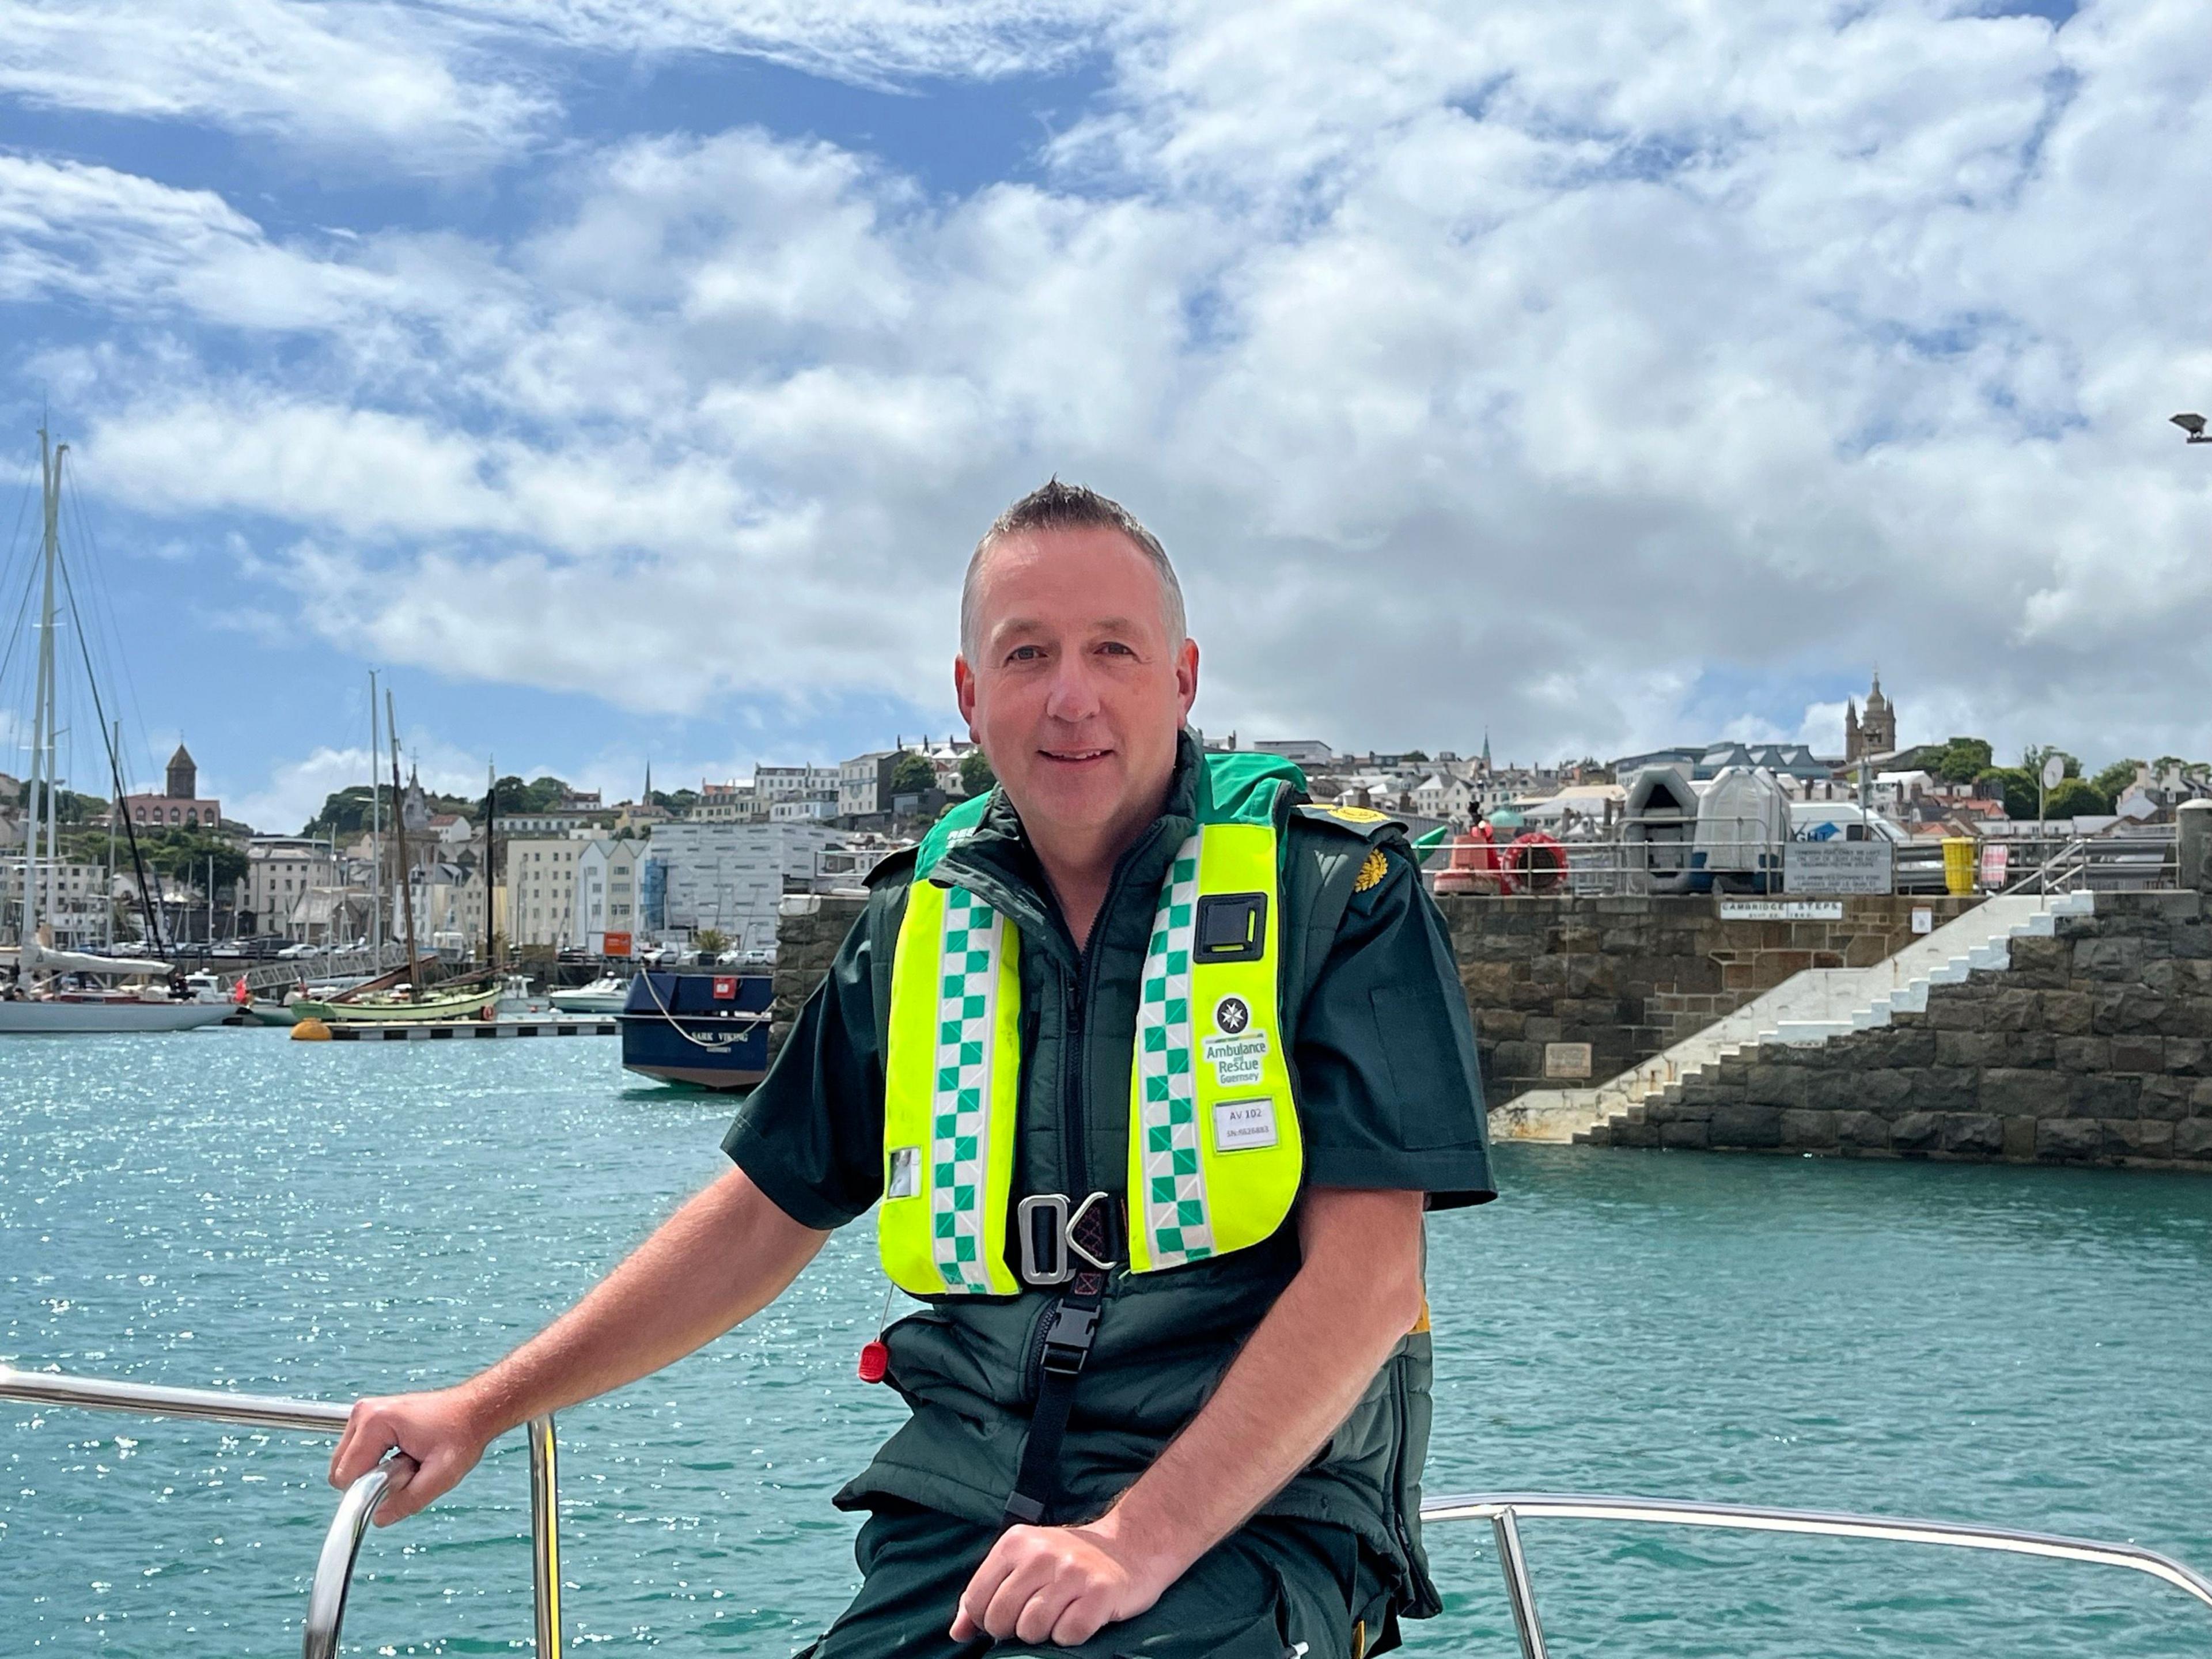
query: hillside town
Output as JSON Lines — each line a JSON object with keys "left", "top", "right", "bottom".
{"left": 5, "top": 675, "right": 2210, "bottom": 965}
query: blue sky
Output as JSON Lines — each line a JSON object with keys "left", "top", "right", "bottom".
{"left": 2, "top": 0, "right": 2210, "bottom": 831}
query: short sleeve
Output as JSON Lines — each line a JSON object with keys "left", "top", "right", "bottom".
{"left": 720, "top": 898, "right": 891, "bottom": 1230}
{"left": 1293, "top": 842, "right": 1495, "bottom": 1209}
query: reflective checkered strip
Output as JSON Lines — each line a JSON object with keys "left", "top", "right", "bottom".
{"left": 1135, "top": 834, "right": 1211, "bottom": 1264}
{"left": 933, "top": 886, "right": 1003, "bottom": 1292}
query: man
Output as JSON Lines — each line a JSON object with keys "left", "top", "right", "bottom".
{"left": 331, "top": 482, "right": 1493, "bottom": 1656}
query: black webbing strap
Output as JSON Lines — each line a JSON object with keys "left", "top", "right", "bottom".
{"left": 1001, "top": 1198, "right": 1115, "bottom": 1527}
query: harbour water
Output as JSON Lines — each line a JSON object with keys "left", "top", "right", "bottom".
{"left": 3, "top": 1032, "right": 2210, "bottom": 1656}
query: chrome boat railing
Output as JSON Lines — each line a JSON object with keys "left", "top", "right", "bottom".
{"left": 0, "top": 1363, "right": 561, "bottom": 1657}
{"left": 1423, "top": 1491, "right": 2212, "bottom": 1659}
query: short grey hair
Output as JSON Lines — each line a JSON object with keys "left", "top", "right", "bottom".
{"left": 960, "top": 479, "right": 1187, "bottom": 660}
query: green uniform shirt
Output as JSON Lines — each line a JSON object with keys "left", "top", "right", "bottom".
{"left": 723, "top": 736, "right": 1493, "bottom": 1613}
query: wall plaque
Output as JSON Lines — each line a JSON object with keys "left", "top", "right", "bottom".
{"left": 1544, "top": 1041, "right": 1593, "bottom": 1080}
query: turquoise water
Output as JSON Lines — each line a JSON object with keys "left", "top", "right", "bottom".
{"left": 3, "top": 1031, "right": 2210, "bottom": 1657}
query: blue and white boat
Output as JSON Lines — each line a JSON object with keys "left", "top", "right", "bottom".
{"left": 618, "top": 969, "right": 772, "bottom": 1088}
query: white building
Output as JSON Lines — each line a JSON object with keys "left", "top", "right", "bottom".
{"left": 839, "top": 751, "right": 897, "bottom": 817}
{"left": 577, "top": 838, "right": 646, "bottom": 954}
{"left": 1, "top": 857, "right": 110, "bottom": 948}
{"left": 1255, "top": 738, "right": 1334, "bottom": 767}
{"left": 647, "top": 821, "right": 838, "bottom": 953}
{"left": 413, "top": 860, "right": 488, "bottom": 959}
{"left": 506, "top": 835, "right": 599, "bottom": 949}
{"left": 755, "top": 764, "right": 843, "bottom": 802}
{"left": 692, "top": 780, "right": 761, "bottom": 823}
{"left": 246, "top": 837, "right": 339, "bottom": 934}
{"left": 1412, "top": 774, "right": 1478, "bottom": 823}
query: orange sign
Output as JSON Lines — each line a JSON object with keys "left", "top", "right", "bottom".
{"left": 603, "top": 931, "right": 633, "bottom": 958}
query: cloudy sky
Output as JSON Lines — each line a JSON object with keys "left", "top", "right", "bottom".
{"left": 2, "top": 0, "right": 2207, "bottom": 831}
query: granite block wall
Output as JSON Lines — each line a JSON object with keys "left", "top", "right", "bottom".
{"left": 769, "top": 889, "right": 1990, "bottom": 1108}
{"left": 767, "top": 894, "right": 868, "bottom": 1056}
{"left": 1429, "top": 893, "right": 1986, "bottom": 1101}
{"left": 1584, "top": 892, "right": 2212, "bottom": 1173}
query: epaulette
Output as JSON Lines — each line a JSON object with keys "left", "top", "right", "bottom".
{"left": 1288, "top": 801, "right": 1407, "bottom": 843}
{"left": 863, "top": 844, "right": 921, "bottom": 889}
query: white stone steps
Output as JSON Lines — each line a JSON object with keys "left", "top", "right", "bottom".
{"left": 1489, "top": 892, "right": 2096, "bottom": 1145}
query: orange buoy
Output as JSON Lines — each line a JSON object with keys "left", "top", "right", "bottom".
{"left": 291, "top": 1017, "right": 333, "bottom": 1041}
{"left": 1433, "top": 824, "right": 1501, "bottom": 895}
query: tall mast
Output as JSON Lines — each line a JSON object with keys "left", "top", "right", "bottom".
{"left": 107, "top": 721, "right": 119, "bottom": 947}
{"left": 484, "top": 758, "right": 498, "bottom": 969}
{"left": 369, "top": 670, "right": 382, "bottom": 956}
{"left": 25, "top": 425, "right": 63, "bottom": 948}
{"left": 386, "top": 689, "right": 419, "bottom": 992}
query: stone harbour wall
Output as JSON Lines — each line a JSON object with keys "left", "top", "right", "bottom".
{"left": 1429, "top": 893, "right": 1987, "bottom": 1102}
{"left": 1585, "top": 892, "right": 2212, "bottom": 1172}
{"left": 766, "top": 893, "right": 868, "bottom": 1056}
{"left": 767, "top": 890, "right": 1990, "bottom": 1106}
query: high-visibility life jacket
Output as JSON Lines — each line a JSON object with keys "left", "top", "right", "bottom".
{"left": 878, "top": 753, "right": 1307, "bottom": 1296}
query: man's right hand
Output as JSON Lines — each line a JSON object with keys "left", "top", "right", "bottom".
{"left": 329, "top": 1386, "right": 496, "bottom": 1525}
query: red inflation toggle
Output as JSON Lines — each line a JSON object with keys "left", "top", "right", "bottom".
{"left": 857, "top": 1339, "right": 889, "bottom": 1384}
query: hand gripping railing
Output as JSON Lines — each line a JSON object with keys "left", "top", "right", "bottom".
{"left": 0, "top": 1363, "right": 562, "bottom": 1657}
{"left": 1422, "top": 1491, "right": 2212, "bottom": 1659}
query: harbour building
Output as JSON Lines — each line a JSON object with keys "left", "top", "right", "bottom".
{"left": 117, "top": 743, "right": 222, "bottom": 830}
{"left": 505, "top": 836, "right": 592, "bottom": 949}
{"left": 244, "top": 837, "right": 339, "bottom": 936}
{"left": 645, "top": 820, "right": 836, "bottom": 955}
{"left": 1, "top": 858, "right": 110, "bottom": 948}
{"left": 577, "top": 838, "right": 645, "bottom": 955}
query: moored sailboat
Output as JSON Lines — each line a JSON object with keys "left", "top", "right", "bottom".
{"left": 2, "top": 426, "right": 225, "bottom": 1035}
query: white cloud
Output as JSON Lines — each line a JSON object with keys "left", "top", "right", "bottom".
{"left": 224, "top": 737, "right": 494, "bottom": 836}
{"left": 458, "top": 0, "right": 1105, "bottom": 86}
{"left": 21, "top": 0, "right": 2212, "bottom": 770}
{"left": 0, "top": 0, "right": 547, "bottom": 165}
{"left": 0, "top": 0, "right": 1101, "bottom": 166}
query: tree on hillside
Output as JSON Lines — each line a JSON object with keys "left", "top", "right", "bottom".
{"left": 493, "top": 774, "right": 572, "bottom": 815}
{"left": 2092, "top": 759, "right": 2143, "bottom": 802}
{"left": 959, "top": 749, "right": 996, "bottom": 797}
{"left": 302, "top": 785, "right": 375, "bottom": 838}
{"left": 888, "top": 752, "right": 937, "bottom": 798}
{"left": 2044, "top": 778, "right": 2111, "bottom": 820}
{"left": 144, "top": 829, "right": 248, "bottom": 893}
{"left": 304, "top": 781, "right": 475, "bottom": 838}
{"left": 650, "top": 787, "right": 699, "bottom": 816}
{"left": 1935, "top": 737, "right": 1993, "bottom": 783}
{"left": 1976, "top": 766, "right": 2039, "bottom": 820}
{"left": 16, "top": 782, "right": 109, "bottom": 823}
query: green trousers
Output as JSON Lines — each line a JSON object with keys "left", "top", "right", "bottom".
{"left": 796, "top": 1502, "right": 1399, "bottom": 1659}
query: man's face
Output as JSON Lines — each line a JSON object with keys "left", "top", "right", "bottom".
{"left": 956, "top": 526, "right": 1199, "bottom": 849}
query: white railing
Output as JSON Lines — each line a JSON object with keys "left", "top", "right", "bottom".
{"left": 1425, "top": 825, "right": 2179, "bottom": 899}
{"left": 239, "top": 941, "right": 414, "bottom": 994}
{"left": 1426, "top": 1491, "right": 2212, "bottom": 1658}
{"left": 0, "top": 1363, "right": 560, "bottom": 1658}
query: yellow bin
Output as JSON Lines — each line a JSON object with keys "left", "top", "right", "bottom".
{"left": 1942, "top": 837, "right": 1978, "bottom": 895}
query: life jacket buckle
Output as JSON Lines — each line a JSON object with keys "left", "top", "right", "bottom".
{"left": 1016, "top": 1191, "right": 1119, "bottom": 1287}
{"left": 1038, "top": 1301, "right": 1099, "bottom": 1377}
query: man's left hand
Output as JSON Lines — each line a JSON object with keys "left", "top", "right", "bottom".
{"left": 950, "top": 1518, "right": 1172, "bottom": 1648}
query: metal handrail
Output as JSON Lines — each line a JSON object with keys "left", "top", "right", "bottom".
{"left": 306, "top": 1463, "right": 407, "bottom": 1658}
{"left": 0, "top": 1363, "right": 561, "bottom": 1657}
{"left": 1422, "top": 1491, "right": 2212, "bottom": 1659}
{"left": 2001, "top": 835, "right": 2091, "bottom": 897}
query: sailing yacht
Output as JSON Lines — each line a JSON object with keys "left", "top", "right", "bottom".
{"left": 0, "top": 427, "right": 226, "bottom": 1034}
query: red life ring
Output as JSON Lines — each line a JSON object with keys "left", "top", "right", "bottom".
{"left": 1502, "top": 831, "right": 1566, "bottom": 896}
